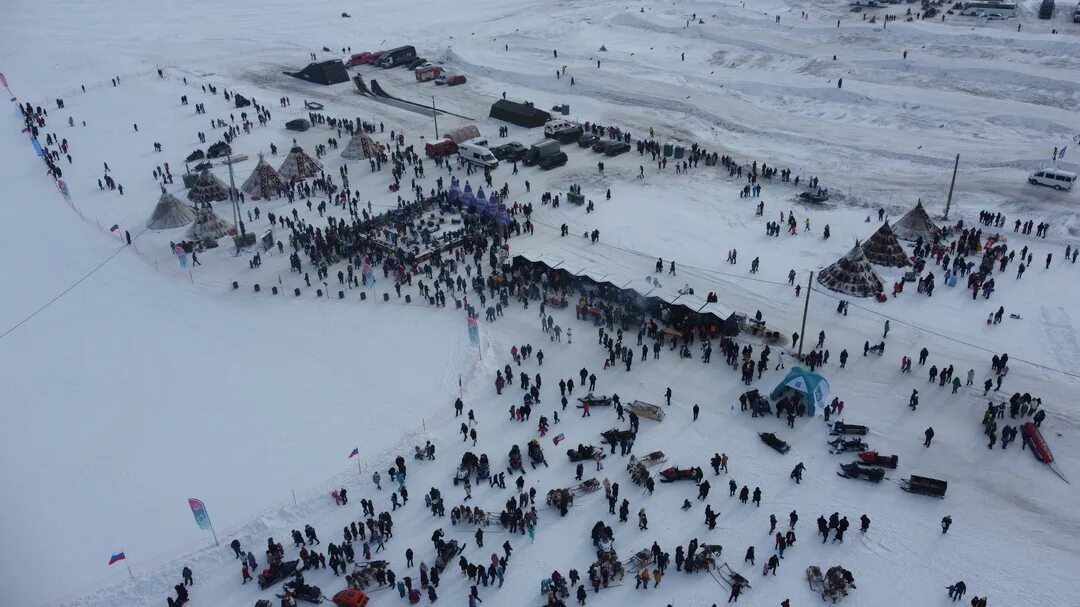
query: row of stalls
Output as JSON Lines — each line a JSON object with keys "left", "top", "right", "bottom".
{"left": 510, "top": 251, "right": 741, "bottom": 339}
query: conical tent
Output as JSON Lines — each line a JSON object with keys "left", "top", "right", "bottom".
{"left": 242, "top": 153, "right": 286, "bottom": 198}
{"left": 817, "top": 242, "right": 884, "bottom": 297}
{"left": 892, "top": 200, "right": 941, "bottom": 242}
{"left": 341, "top": 131, "right": 379, "bottom": 160}
{"left": 278, "top": 146, "right": 323, "bottom": 180}
{"left": 862, "top": 221, "right": 911, "bottom": 267}
{"left": 187, "top": 169, "right": 230, "bottom": 204}
{"left": 188, "top": 206, "right": 234, "bottom": 241}
{"left": 147, "top": 189, "right": 196, "bottom": 229}
{"left": 769, "top": 367, "right": 831, "bottom": 416}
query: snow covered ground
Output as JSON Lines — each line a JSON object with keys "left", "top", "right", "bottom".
{"left": 2, "top": 0, "right": 1080, "bottom": 606}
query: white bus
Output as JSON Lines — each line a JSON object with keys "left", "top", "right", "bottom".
{"left": 961, "top": 1, "right": 1017, "bottom": 17}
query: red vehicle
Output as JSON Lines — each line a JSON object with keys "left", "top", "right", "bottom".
{"left": 425, "top": 139, "right": 458, "bottom": 158}
{"left": 346, "top": 52, "right": 372, "bottom": 67}
{"left": 447, "top": 74, "right": 467, "bottom": 86}
{"left": 368, "top": 50, "right": 384, "bottom": 64}
{"left": 415, "top": 66, "right": 444, "bottom": 82}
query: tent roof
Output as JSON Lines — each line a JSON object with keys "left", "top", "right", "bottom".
{"left": 489, "top": 99, "right": 551, "bottom": 128}
{"left": 892, "top": 200, "right": 941, "bottom": 242}
{"left": 147, "top": 190, "right": 196, "bottom": 229}
{"left": 817, "top": 243, "right": 884, "bottom": 297}
{"left": 862, "top": 221, "right": 911, "bottom": 267}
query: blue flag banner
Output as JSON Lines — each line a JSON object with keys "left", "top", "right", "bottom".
{"left": 467, "top": 316, "right": 480, "bottom": 345}
{"left": 187, "top": 498, "right": 212, "bottom": 530}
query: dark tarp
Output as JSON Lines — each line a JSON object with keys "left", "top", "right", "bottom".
{"left": 489, "top": 100, "right": 551, "bottom": 128}
{"left": 286, "top": 60, "right": 349, "bottom": 85}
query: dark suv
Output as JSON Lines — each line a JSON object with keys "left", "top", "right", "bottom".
{"left": 539, "top": 151, "right": 568, "bottom": 169}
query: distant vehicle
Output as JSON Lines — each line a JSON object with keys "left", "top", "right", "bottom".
{"left": 1028, "top": 168, "right": 1076, "bottom": 191}
{"left": 961, "top": 1, "right": 1017, "bottom": 17}
{"left": 376, "top": 45, "right": 417, "bottom": 68}
{"left": 415, "top": 66, "right": 443, "bottom": 82}
{"left": 185, "top": 149, "right": 205, "bottom": 163}
{"left": 406, "top": 57, "right": 427, "bottom": 70}
{"left": 346, "top": 52, "right": 373, "bottom": 67}
{"left": 849, "top": 0, "right": 880, "bottom": 6}
{"left": 985, "top": 12, "right": 1007, "bottom": 20}
{"left": 1038, "top": 0, "right": 1054, "bottom": 19}
{"left": 491, "top": 142, "right": 526, "bottom": 162}
{"left": 539, "top": 151, "right": 569, "bottom": 170}
{"left": 523, "top": 139, "right": 561, "bottom": 166}
{"left": 591, "top": 141, "right": 609, "bottom": 153}
{"left": 552, "top": 127, "right": 583, "bottom": 144}
{"left": 544, "top": 119, "right": 579, "bottom": 138}
{"left": 446, "top": 75, "right": 467, "bottom": 86}
{"left": 604, "top": 141, "right": 631, "bottom": 156}
{"left": 1074, "top": 1, "right": 1080, "bottom": 22}
{"left": 425, "top": 139, "right": 458, "bottom": 158}
{"left": 458, "top": 141, "right": 499, "bottom": 168}
{"left": 579, "top": 133, "right": 600, "bottom": 147}
{"left": 285, "top": 119, "right": 311, "bottom": 132}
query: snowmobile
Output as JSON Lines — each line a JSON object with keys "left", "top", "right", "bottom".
{"left": 507, "top": 444, "right": 525, "bottom": 475}
{"left": 527, "top": 439, "right": 549, "bottom": 469}
{"left": 829, "top": 421, "right": 868, "bottom": 436}
{"left": 577, "top": 393, "right": 612, "bottom": 408}
{"left": 566, "top": 444, "right": 602, "bottom": 462}
{"left": 837, "top": 462, "right": 884, "bottom": 483}
{"left": 759, "top": 432, "right": 791, "bottom": 454}
{"left": 259, "top": 560, "right": 300, "bottom": 589}
{"left": 280, "top": 576, "right": 323, "bottom": 604}
{"left": 856, "top": 451, "right": 898, "bottom": 468}
{"left": 658, "top": 466, "right": 703, "bottom": 483}
{"left": 600, "top": 428, "right": 635, "bottom": 448}
{"left": 828, "top": 437, "right": 868, "bottom": 454}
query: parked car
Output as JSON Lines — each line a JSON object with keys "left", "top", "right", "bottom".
{"left": 539, "top": 151, "right": 568, "bottom": 169}
{"left": 604, "top": 141, "right": 631, "bottom": 156}
{"left": 285, "top": 119, "right": 311, "bottom": 132}
{"left": 491, "top": 142, "right": 526, "bottom": 162}
{"left": 446, "top": 75, "right": 467, "bottom": 86}
{"left": 553, "top": 127, "right": 583, "bottom": 145}
{"left": 185, "top": 149, "right": 205, "bottom": 163}
{"left": 406, "top": 57, "right": 427, "bottom": 70}
{"left": 578, "top": 133, "right": 600, "bottom": 148}
{"left": 591, "top": 141, "right": 609, "bottom": 153}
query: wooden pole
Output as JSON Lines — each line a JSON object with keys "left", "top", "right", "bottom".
{"left": 944, "top": 154, "right": 959, "bottom": 220}
{"left": 798, "top": 272, "right": 813, "bottom": 357}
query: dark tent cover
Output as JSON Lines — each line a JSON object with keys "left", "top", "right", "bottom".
{"left": 286, "top": 60, "right": 349, "bottom": 86}
{"left": 489, "top": 100, "right": 551, "bottom": 128}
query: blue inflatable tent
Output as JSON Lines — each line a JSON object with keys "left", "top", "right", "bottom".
{"left": 769, "top": 367, "right": 831, "bottom": 416}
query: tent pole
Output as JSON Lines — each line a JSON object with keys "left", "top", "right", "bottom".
{"left": 798, "top": 271, "right": 813, "bottom": 358}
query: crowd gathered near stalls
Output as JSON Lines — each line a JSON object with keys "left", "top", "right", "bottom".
{"left": 15, "top": 62, "right": 1073, "bottom": 607}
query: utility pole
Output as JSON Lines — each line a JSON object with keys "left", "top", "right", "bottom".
{"left": 798, "top": 271, "right": 813, "bottom": 358}
{"left": 943, "top": 153, "right": 959, "bottom": 220}
{"left": 431, "top": 96, "right": 439, "bottom": 139}
{"left": 226, "top": 154, "right": 240, "bottom": 252}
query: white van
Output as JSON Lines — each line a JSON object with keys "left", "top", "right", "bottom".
{"left": 458, "top": 141, "right": 499, "bottom": 169}
{"left": 1028, "top": 168, "right": 1076, "bottom": 191}
{"left": 544, "top": 119, "right": 579, "bottom": 138}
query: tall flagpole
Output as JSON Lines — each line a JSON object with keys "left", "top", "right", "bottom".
{"left": 126, "top": 563, "right": 135, "bottom": 580}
